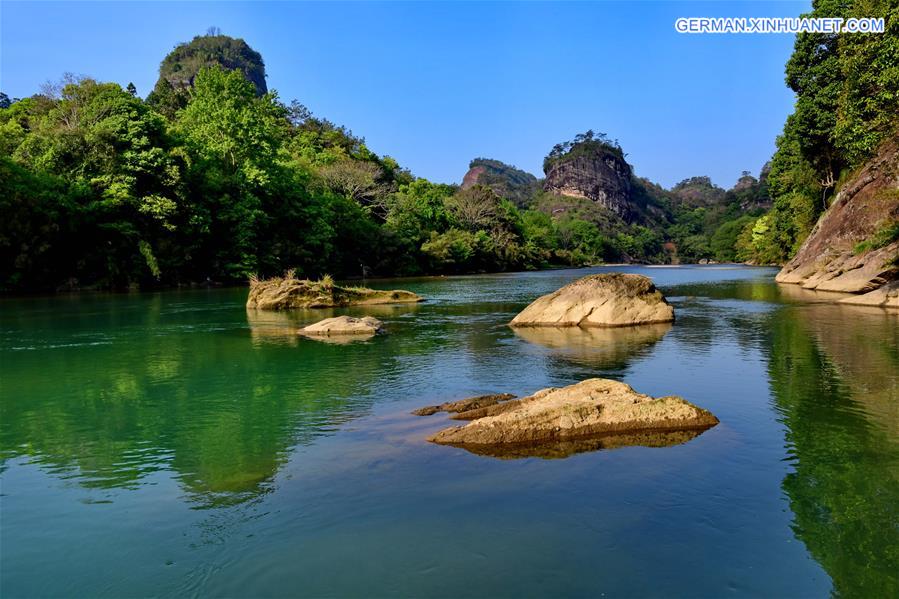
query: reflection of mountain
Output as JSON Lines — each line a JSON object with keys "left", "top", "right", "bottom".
{"left": 513, "top": 323, "right": 671, "bottom": 368}
{"left": 767, "top": 304, "right": 899, "bottom": 596}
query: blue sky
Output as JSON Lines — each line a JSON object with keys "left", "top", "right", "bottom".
{"left": 1, "top": 1, "right": 808, "bottom": 188}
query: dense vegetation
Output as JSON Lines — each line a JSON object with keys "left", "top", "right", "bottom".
{"left": 3, "top": 1, "right": 895, "bottom": 291}
{"left": 0, "top": 33, "right": 755, "bottom": 292}
{"left": 735, "top": 0, "right": 899, "bottom": 264}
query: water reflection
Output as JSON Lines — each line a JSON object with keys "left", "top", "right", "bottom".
{"left": 767, "top": 303, "right": 899, "bottom": 596}
{"left": 442, "top": 428, "right": 708, "bottom": 460}
{"left": 0, "top": 293, "right": 396, "bottom": 508}
{"left": 512, "top": 323, "right": 671, "bottom": 368}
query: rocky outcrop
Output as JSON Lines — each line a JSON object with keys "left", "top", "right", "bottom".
{"left": 157, "top": 34, "right": 267, "bottom": 95}
{"left": 776, "top": 138, "right": 899, "bottom": 294}
{"left": 427, "top": 378, "right": 718, "bottom": 456}
{"left": 246, "top": 276, "right": 423, "bottom": 310}
{"left": 300, "top": 315, "right": 383, "bottom": 336}
{"left": 509, "top": 273, "right": 674, "bottom": 327}
{"left": 543, "top": 144, "right": 633, "bottom": 219}
{"left": 411, "top": 393, "right": 516, "bottom": 417}
{"left": 461, "top": 159, "right": 539, "bottom": 208}
{"left": 838, "top": 280, "right": 899, "bottom": 308}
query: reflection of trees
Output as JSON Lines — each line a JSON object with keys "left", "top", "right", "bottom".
{"left": 766, "top": 304, "right": 899, "bottom": 596}
{"left": 0, "top": 292, "right": 421, "bottom": 508}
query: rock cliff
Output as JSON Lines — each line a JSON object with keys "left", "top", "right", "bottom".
{"left": 776, "top": 138, "right": 899, "bottom": 295}
{"left": 543, "top": 142, "right": 633, "bottom": 219}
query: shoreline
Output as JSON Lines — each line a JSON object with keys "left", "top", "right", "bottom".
{"left": 0, "top": 263, "right": 780, "bottom": 301}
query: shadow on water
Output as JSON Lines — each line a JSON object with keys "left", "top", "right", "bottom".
{"left": 765, "top": 302, "right": 899, "bottom": 596}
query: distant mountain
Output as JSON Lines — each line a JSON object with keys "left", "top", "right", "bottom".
{"left": 461, "top": 159, "right": 540, "bottom": 208}
{"left": 670, "top": 176, "right": 726, "bottom": 208}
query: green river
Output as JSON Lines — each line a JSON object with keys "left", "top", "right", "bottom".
{"left": 1, "top": 265, "right": 897, "bottom": 597}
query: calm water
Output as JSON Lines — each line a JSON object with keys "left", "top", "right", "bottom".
{"left": 1, "top": 266, "right": 897, "bottom": 597}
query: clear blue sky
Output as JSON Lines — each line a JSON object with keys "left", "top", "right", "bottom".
{"left": 1, "top": 1, "right": 808, "bottom": 188}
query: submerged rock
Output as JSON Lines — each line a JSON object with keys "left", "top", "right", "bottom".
{"left": 412, "top": 393, "right": 516, "bottom": 417}
{"left": 509, "top": 273, "right": 674, "bottom": 328}
{"left": 428, "top": 378, "right": 718, "bottom": 455}
{"left": 247, "top": 275, "right": 423, "bottom": 310}
{"left": 300, "top": 316, "right": 383, "bottom": 336}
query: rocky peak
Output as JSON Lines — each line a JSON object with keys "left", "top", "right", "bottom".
{"left": 156, "top": 34, "right": 268, "bottom": 96}
{"left": 542, "top": 137, "right": 633, "bottom": 219}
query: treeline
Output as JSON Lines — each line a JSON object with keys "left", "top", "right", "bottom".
{"left": 735, "top": 0, "right": 899, "bottom": 264}
{"left": 4, "top": 0, "right": 895, "bottom": 291}
{"left": 0, "top": 59, "right": 724, "bottom": 291}
{"left": 0, "top": 67, "right": 612, "bottom": 291}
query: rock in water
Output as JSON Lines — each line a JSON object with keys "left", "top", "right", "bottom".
{"left": 246, "top": 276, "right": 423, "bottom": 310}
{"left": 300, "top": 316, "right": 383, "bottom": 336}
{"left": 509, "top": 273, "right": 674, "bottom": 327}
{"left": 428, "top": 379, "right": 718, "bottom": 452}
{"left": 412, "top": 393, "right": 517, "bottom": 417}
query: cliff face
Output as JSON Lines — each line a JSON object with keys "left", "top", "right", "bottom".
{"left": 776, "top": 138, "right": 899, "bottom": 296}
{"left": 461, "top": 159, "right": 539, "bottom": 208}
{"left": 543, "top": 146, "right": 633, "bottom": 219}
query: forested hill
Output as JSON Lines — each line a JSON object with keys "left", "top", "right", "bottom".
{"left": 2, "top": 0, "right": 897, "bottom": 292}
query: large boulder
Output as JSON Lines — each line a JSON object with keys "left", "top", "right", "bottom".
{"left": 509, "top": 273, "right": 674, "bottom": 328}
{"left": 300, "top": 316, "right": 383, "bottom": 336}
{"left": 427, "top": 378, "right": 718, "bottom": 452}
{"left": 247, "top": 276, "right": 423, "bottom": 310}
{"left": 428, "top": 378, "right": 718, "bottom": 445}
